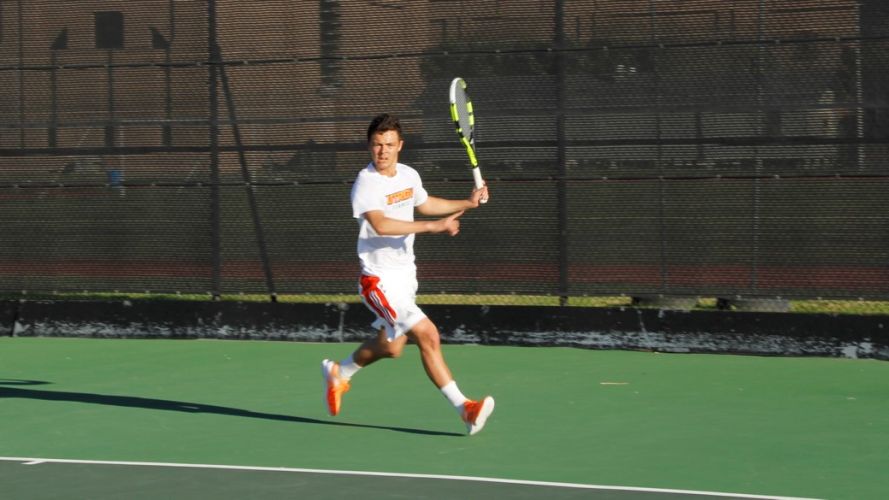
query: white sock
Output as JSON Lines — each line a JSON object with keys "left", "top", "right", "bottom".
{"left": 338, "top": 354, "right": 361, "bottom": 380}
{"left": 440, "top": 380, "right": 468, "bottom": 410}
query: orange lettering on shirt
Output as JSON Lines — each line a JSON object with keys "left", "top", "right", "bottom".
{"left": 386, "top": 188, "right": 413, "bottom": 205}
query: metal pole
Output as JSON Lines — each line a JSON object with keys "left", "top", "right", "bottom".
{"left": 555, "top": 0, "right": 569, "bottom": 306}
{"left": 17, "top": 0, "right": 25, "bottom": 147}
{"left": 164, "top": 0, "right": 175, "bottom": 146}
{"left": 649, "top": 0, "right": 666, "bottom": 294}
{"left": 855, "top": 3, "right": 864, "bottom": 171}
{"left": 218, "top": 63, "right": 278, "bottom": 302}
{"left": 208, "top": 0, "right": 222, "bottom": 299}
{"left": 751, "top": 0, "right": 765, "bottom": 294}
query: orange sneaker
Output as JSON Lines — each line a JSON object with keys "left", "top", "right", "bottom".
{"left": 462, "top": 396, "right": 495, "bottom": 435}
{"left": 321, "top": 359, "right": 350, "bottom": 416}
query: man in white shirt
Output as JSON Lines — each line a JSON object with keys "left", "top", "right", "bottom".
{"left": 321, "top": 113, "right": 494, "bottom": 435}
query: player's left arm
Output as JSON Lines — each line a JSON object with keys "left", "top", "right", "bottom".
{"left": 417, "top": 186, "right": 489, "bottom": 217}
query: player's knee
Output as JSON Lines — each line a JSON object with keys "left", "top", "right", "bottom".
{"left": 410, "top": 321, "right": 441, "bottom": 350}
{"left": 380, "top": 342, "right": 404, "bottom": 359}
{"left": 373, "top": 332, "right": 405, "bottom": 359}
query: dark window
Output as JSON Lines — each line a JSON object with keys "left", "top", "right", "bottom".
{"left": 95, "top": 11, "right": 124, "bottom": 49}
{"left": 319, "top": 0, "right": 341, "bottom": 90}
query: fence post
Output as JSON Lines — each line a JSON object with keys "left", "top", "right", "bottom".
{"left": 208, "top": 0, "right": 222, "bottom": 300}
{"left": 218, "top": 63, "right": 278, "bottom": 302}
{"left": 555, "top": 0, "right": 569, "bottom": 306}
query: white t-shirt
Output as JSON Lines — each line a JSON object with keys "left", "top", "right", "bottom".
{"left": 351, "top": 162, "right": 429, "bottom": 276}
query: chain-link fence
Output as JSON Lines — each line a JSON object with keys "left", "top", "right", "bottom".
{"left": 1, "top": 1, "right": 888, "bottom": 311}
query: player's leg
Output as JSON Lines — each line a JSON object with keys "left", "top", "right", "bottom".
{"left": 408, "top": 318, "right": 495, "bottom": 435}
{"left": 353, "top": 327, "right": 408, "bottom": 366}
{"left": 321, "top": 330, "right": 407, "bottom": 417}
{"left": 405, "top": 318, "right": 452, "bottom": 387}
{"left": 323, "top": 273, "right": 406, "bottom": 416}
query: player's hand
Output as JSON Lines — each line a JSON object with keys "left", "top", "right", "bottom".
{"left": 439, "top": 210, "right": 464, "bottom": 236}
{"left": 469, "top": 184, "right": 489, "bottom": 207}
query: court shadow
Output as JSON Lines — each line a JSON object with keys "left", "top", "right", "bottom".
{"left": 0, "top": 379, "right": 50, "bottom": 386}
{"left": 0, "top": 381, "right": 461, "bottom": 437}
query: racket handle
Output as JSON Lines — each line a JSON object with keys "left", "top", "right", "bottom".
{"left": 472, "top": 167, "right": 488, "bottom": 204}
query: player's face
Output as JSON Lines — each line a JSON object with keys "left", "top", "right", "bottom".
{"left": 368, "top": 130, "right": 403, "bottom": 174}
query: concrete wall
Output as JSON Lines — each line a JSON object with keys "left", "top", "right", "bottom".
{"left": 5, "top": 300, "right": 887, "bottom": 360}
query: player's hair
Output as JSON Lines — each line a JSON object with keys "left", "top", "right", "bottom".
{"left": 367, "top": 113, "right": 403, "bottom": 142}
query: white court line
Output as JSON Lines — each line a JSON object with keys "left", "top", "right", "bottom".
{"left": 0, "top": 456, "right": 822, "bottom": 500}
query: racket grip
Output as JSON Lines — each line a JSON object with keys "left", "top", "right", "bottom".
{"left": 472, "top": 167, "right": 488, "bottom": 204}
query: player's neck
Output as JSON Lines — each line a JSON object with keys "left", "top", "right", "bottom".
{"left": 373, "top": 162, "right": 398, "bottom": 177}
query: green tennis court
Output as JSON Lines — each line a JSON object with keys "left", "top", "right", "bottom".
{"left": 1, "top": 337, "right": 887, "bottom": 499}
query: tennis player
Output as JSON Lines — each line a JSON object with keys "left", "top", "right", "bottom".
{"left": 321, "top": 113, "right": 494, "bottom": 435}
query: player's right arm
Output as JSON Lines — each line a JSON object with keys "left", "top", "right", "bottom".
{"left": 363, "top": 210, "right": 464, "bottom": 237}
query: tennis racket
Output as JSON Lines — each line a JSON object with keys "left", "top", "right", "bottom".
{"left": 448, "top": 77, "right": 487, "bottom": 203}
